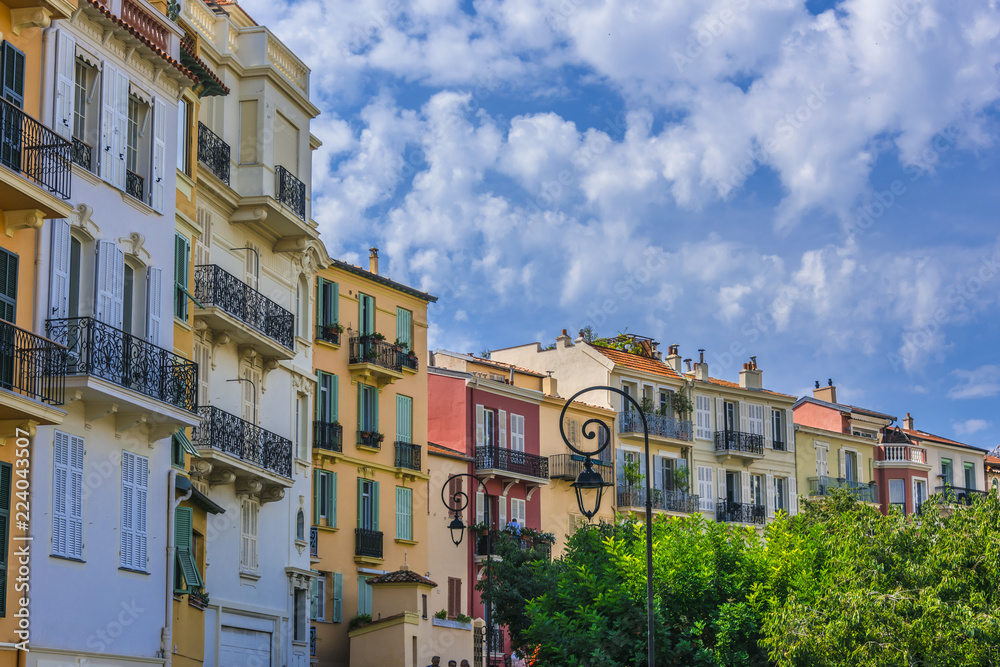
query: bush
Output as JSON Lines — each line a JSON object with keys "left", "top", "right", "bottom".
{"left": 434, "top": 609, "right": 448, "bottom": 620}
{"left": 348, "top": 614, "right": 371, "bottom": 630}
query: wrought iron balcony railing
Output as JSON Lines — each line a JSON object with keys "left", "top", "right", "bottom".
{"left": 714, "top": 430, "right": 765, "bottom": 455}
{"left": 618, "top": 410, "right": 694, "bottom": 441}
{"left": 475, "top": 446, "right": 549, "bottom": 479}
{"left": 191, "top": 405, "right": 292, "bottom": 478}
{"left": 548, "top": 454, "right": 613, "bottom": 481}
{"left": 0, "top": 319, "right": 67, "bottom": 405}
{"left": 616, "top": 486, "right": 700, "bottom": 513}
{"left": 125, "top": 169, "right": 144, "bottom": 202}
{"left": 934, "top": 485, "right": 988, "bottom": 506}
{"left": 394, "top": 441, "right": 421, "bottom": 471}
{"left": 275, "top": 165, "right": 306, "bottom": 220}
{"left": 400, "top": 351, "right": 418, "bottom": 371}
{"left": 349, "top": 335, "right": 403, "bottom": 372}
{"left": 315, "top": 324, "right": 341, "bottom": 345}
{"left": 355, "top": 528, "right": 383, "bottom": 559}
{"left": 309, "top": 526, "right": 318, "bottom": 558}
{"left": 197, "top": 122, "right": 230, "bottom": 185}
{"left": 0, "top": 97, "right": 72, "bottom": 199}
{"left": 357, "top": 430, "right": 383, "bottom": 449}
{"left": 45, "top": 317, "right": 197, "bottom": 412}
{"left": 71, "top": 137, "right": 93, "bottom": 172}
{"left": 807, "top": 476, "right": 878, "bottom": 503}
{"left": 716, "top": 499, "right": 766, "bottom": 525}
{"left": 194, "top": 264, "right": 294, "bottom": 350}
{"left": 313, "top": 421, "right": 342, "bottom": 453}
{"left": 474, "top": 530, "right": 552, "bottom": 560}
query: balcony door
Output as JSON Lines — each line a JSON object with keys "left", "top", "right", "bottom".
{"left": 1, "top": 42, "right": 25, "bottom": 170}
{"left": 724, "top": 401, "right": 736, "bottom": 432}
{"left": 358, "top": 479, "right": 379, "bottom": 532}
{"left": 509, "top": 414, "right": 525, "bottom": 464}
{"left": 725, "top": 471, "right": 740, "bottom": 503}
{"left": 750, "top": 474, "right": 764, "bottom": 508}
{"left": 0, "top": 249, "right": 17, "bottom": 389}
{"left": 844, "top": 450, "right": 858, "bottom": 483}
{"left": 358, "top": 293, "right": 374, "bottom": 337}
{"left": 964, "top": 462, "right": 976, "bottom": 490}
{"left": 913, "top": 478, "right": 927, "bottom": 512}
{"left": 241, "top": 361, "right": 261, "bottom": 424}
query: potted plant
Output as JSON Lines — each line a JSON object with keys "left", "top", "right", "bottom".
{"left": 372, "top": 332, "right": 386, "bottom": 341}
{"left": 674, "top": 465, "right": 691, "bottom": 494}
{"left": 349, "top": 614, "right": 372, "bottom": 630}
{"left": 189, "top": 588, "right": 210, "bottom": 609}
{"left": 434, "top": 609, "right": 448, "bottom": 620}
{"left": 469, "top": 521, "right": 491, "bottom": 536}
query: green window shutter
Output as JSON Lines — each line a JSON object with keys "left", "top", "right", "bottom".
{"left": 0, "top": 249, "right": 18, "bottom": 323}
{"left": 331, "top": 374, "right": 338, "bottom": 423}
{"left": 174, "top": 506, "right": 202, "bottom": 591}
{"left": 2, "top": 42, "right": 26, "bottom": 108}
{"left": 315, "top": 277, "right": 324, "bottom": 330}
{"left": 396, "top": 395, "right": 412, "bottom": 443}
{"left": 332, "top": 572, "right": 343, "bottom": 622}
{"left": 396, "top": 308, "right": 412, "bottom": 349}
{"left": 357, "top": 575, "right": 370, "bottom": 616}
{"left": 373, "top": 386, "right": 379, "bottom": 432}
{"left": 174, "top": 235, "right": 189, "bottom": 320}
{"left": 396, "top": 487, "right": 412, "bottom": 541}
{"left": 357, "top": 383, "right": 363, "bottom": 431}
{"left": 0, "top": 462, "right": 9, "bottom": 617}
{"left": 359, "top": 294, "right": 374, "bottom": 335}
{"left": 313, "top": 471, "right": 320, "bottom": 525}
{"left": 356, "top": 477, "right": 363, "bottom": 526}
{"left": 329, "top": 472, "right": 337, "bottom": 529}
{"left": 372, "top": 481, "right": 380, "bottom": 532}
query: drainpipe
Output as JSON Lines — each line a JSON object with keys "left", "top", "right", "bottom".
{"left": 163, "top": 469, "right": 193, "bottom": 666}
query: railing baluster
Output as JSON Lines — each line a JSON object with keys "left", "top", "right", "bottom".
{"left": 197, "top": 122, "right": 231, "bottom": 185}
{"left": 194, "top": 265, "right": 295, "bottom": 350}
{"left": 0, "top": 97, "right": 71, "bottom": 199}
{"left": 191, "top": 405, "right": 292, "bottom": 478}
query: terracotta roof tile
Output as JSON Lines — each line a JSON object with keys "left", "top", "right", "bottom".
{"left": 367, "top": 569, "right": 437, "bottom": 587}
{"left": 427, "top": 442, "right": 472, "bottom": 461}
{"left": 683, "top": 373, "right": 796, "bottom": 399}
{"left": 985, "top": 455, "right": 1000, "bottom": 466}
{"left": 587, "top": 344, "right": 683, "bottom": 380}
{"left": 901, "top": 428, "right": 985, "bottom": 451}
{"left": 466, "top": 355, "right": 546, "bottom": 378}
{"left": 180, "top": 36, "right": 230, "bottom": 95}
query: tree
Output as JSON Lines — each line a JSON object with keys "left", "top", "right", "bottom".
{"left": 580, "top": 326, "right": 598, "bottom": 343}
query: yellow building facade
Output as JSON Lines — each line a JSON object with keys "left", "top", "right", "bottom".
{"left": 311, "top": 252, "right": 435, "bottom": 667}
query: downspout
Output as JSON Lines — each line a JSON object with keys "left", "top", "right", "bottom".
{"left": 163, "top": 469, "right": 193, "bottom": 666}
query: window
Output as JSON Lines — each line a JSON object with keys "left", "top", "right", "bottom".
{"left": 0, "top": 248, "right": 18, "bottom": 323}
{"left": 240, "top": 497, "right": 259, "bottom": 574}
{"left": 747, "top": 404, "right": 764, "bottom": 437}
{"left": 294, "top": 589, "right": 306, "bottom": 642}
{"left": 964, "top": 462, "right": 976, "bottom": 490}
{"left": 295, "top": 394, "right": 308, "bottom": 460}
{"left": 358, "top": 293, "right": 375, "bottom": 336}
{"left": 623, "top": 451, "right": 639, "bottom": 491}
{"left": 510, "top": 414, "right": 525, "bottom": 454}
{"left": 396, "top": 486, "right": 412, "bottom": 540}
{"left": 316, "top": 278, "right": 338, "bottom": 341}
{"left": 941, "top": 458, "right": 952, "bottom": 485}
{"left": 240, "top": 359, "right": 261, "bottom": 424}
{"left": 697, "top": 466, "right": 714, "bottom": 512}
{"left": 447, "top": 577, "right": 462, "bottom": 619}
{"left": 331, "top": 573, "right": 343, "bottom": 622}
{"left": 177, "top": 97, "right": 189, "bottom": 173}
{"left": 422, "top": 594, "right": 428, "bottom": 620}
{"left": 316, "top": 371, "right": 338, "bottom": 425}
{"left": 357, "top": 575, "right": 373, "bottom": 615}
{"left": 1, "top": 41, "right": 24, "bottom": 108}
{"left": 358, "top": 479, "right": 378, "bottom": 531}
{"left": 888, "top": 478, "right": 905, "bottom": 512}
{"left": 52, "top": 431, "right": 84, "bottom": 559}
{"left": 68, "top": 236, "right": 81, "bottom": 318}
{"left": 695, "top": 395, "right": 711, "bottom": 440}
{"left": 125, "top": 95, "right": 150, "bottom": 200}
{"left": 774, "top": 477, "right": 787, "bottom": 513}
{"left": 396, "top": 395, "right": 412, "bottom": 444}
{"left": 358, "top": 383, "right": 378, "bottom": 433}
{"left": 750, "top": 474, "right": 764, "bottom": 508}
{"left": 771, "top": 410, "right": 785, "bottom": 450}
{"left": 120, "top": 451, "right": 149, "bottom": 571}
{"left": 913, "top": 479, "right": 927, "bottom": 512}
{"left": 724, "top": 401, "right": 737, "bottom": 431}
{"left": 174, "top": 234, "right": 190, "bottom": 320}
{"left": 311, "top": 573, "right": 326, "bottom": 621}
{"left": 725, "top": 471, "right": 740, "bottom": 503}
{"left": 658, "top": 456, "right": 676, "bottom": 492}
{"left": 174, "top": 506, "right": 203, "bottom": 593}
{"left": 396, "top": 307, "right": 412, "bottom": 350}
{"left": 0, "top": 462, "right": 10, "bottom": 616}
{"left": 815, "top": 444, "right": 829, "bottom": 478}
{"left": 476, "top": 405, "right": 498, "bottom": 449}
{"left": 296, "top": 509, "right": 305, "bottom": 541}
{"left": 313, "top": 470, "right": 336, "bottom": 528}
{"left": 993, "top": 479, "right": 998, "bottom": 492}
{"left": 122, "top": 263, "right": 135, "bottom": 334}
{"left": 509, "top": 497, "right": 526, "bottom": 526}
{"left": 171, "top": 433, "right": 185, "bottom": 468}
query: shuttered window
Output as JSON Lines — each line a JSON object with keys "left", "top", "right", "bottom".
{"left": 331, "top": 572, "right": 343, "bottom": 622}
{"left": 174, "top": 505, "right": 202, "bottom": 592}
{"left": 447, "top": 577, "right": 462, "bottom": 619}
{"left": 697, "top": 466, "right": 714, "bottom": 512}
{"left": 358, "top": 383, "right": 378, "bottom": 433}
{"left": 311, "top": 573, "right": 326, "bottom": 621}
{"left": 510, "top": 498, "right": 526, "bottom": 526}
{"left": 316, "top": 278, "right": 338, "bottom": 329}
{"left": 357, "top": 479, "right": 379, "bottom": 531}
{"left": 510, "top": 414, "right": 525, "bottom": 453}
{"left": 396, "top": 395, "right": 412, "bottom": 443}
{"left": 0, "top": 462, "right": 10, "bottom": 616}
{"left": 2, "top": 41, "right": 25, "bottom": 108}
{"left": 358, "top": 293, "right": 374, "bottom": 336}
{"left": 52, "top": 431, "right": 84, "bottom": 559}
{"left": 316, "top": 371, "right": 338, "bottom": 423}
{"left": 695, "top": 395, "right": 712, "bottom": 440}
{"left": 240, "top": 497, "right": 259, "bottom": 573}
{"left": 396, "top": 486, "right": 412, "bottom": 541}
{"left": 313, "top": 470, "right": 336, "bottom": 528}
{"left": 120, "top": 451, "right": 149, "bottom": 571}
{"left": 395, "top": 308, "right": 412, "bottom": 350}
{"left": 174, "top": 234, "right": 190, "bottom": 320}
{"left": 0, "top": 249, "right": 17, "bottom": 323}
{"left": 357, "top": 575, "right": 373, "bottom": 615}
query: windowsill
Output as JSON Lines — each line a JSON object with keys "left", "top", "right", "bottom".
{"left": 50, "top": 554, "right": 86, "bottom": 564}
{"left": 173, "top": 317, "right": 192, "bottom": 332}
{"left": 240, "top": 570, "right": 261, "bottom": 582}
{"left": 315, "top": 525, "right": 338, "bottom": 533}
{"left": 356, "top": 444, "right": 382, "bottom": 453}
{"left": 315, "top": 339, "right": 341, "bottom": 350}
{"left": 119, "top": 566, "right": 150, "bottom": 575}
{"left": 295, "top": 539, "right": 307, "bottom": 549}
{"left": 296, "top": 335, "right": 312, "bottom": 349}
{"left": 121, "top": 189, "right": 157, "bottom": 215}
{"left": 71, "top": 162, "right": 101, "bottom": 184}
{"left": 292, "top": 640, "right": 308, "bottom": 647}
{"left": 394, "top": 538, "right": 418, "bottom": 546}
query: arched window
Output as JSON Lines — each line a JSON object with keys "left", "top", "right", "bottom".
{"left": 993, "top": 478, "right": 998, "bottom": 491}
{"left": 296, "top": 508, "right": 305, "bottom": 541}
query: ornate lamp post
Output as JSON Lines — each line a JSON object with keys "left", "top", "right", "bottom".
{"left": 558, "top": 386, "right": 655, "bottom": 667}
{"left": 442, "top": 473, "right": 495, "bottom": 665}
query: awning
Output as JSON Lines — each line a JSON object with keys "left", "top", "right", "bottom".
{"left": 175, "top": 429, "right": 199, "bottom": 456}
{"left": 176, "top": 475, "right": 226, "bottom": 515}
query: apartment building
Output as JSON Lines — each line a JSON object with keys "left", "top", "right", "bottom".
{"left": 310, "top": 252, "right": 435, "bottom": 667}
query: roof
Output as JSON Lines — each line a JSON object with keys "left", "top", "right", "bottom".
{"left": 180, "top": 36, "right": 230, "bottom": 97}
{"left": 902, "top": 428, "right": 988, "bottom": 453}
{"left": 845, "top": 404, "right": 897, "bottom": 421}
{"left": 435, "top": 350, "right": 545, "bottom": 378}
{"left": 587, "top": 343, "right": 683, "bottom": 380}
{"left": 85, "top": 0, "right": 198, "bottom": 84}
{"left": 328, "top": 259, "right": 437, "bottom": 303}
{"left": 684, "top": 373, "right": 796, "bottom": 399}
{"left": 427, "top": 442, "right": 472, "bottom": 461}
{"left": 367, "top": 568, "right": 437, "bottom": 587}
{"left": 793, "top": 396, "right": 897, "bottom": 422}
{"left": 986, "top": 455, "right": 1000, "bottom": 471}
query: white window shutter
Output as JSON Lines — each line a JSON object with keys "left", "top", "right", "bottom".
{"left": 498, "top": 497, "right": 506, "bottom": 527}
{"left": 49, "top": 219, "right": 71, "bottom": 320}
{"left": 766, "top": 474, "right": 775, "bottom": 518}
{"left": 741, "top": 471, "right": 751, "bottom": 505}
{"left": 114, "top": 69, "right": 129, "bottom": 190}
{"left": 498, "top": 410, "right": 507, "bottom": 448}
{"left": 763, "top": 407, "right": 772, "bottom": 447}
{"left": 94, "top": 240, "right": 124, "bottom": 327}
{"left": 68, "top": 435, "right": 84, "bottom": 558}
{"left": 715, "top": 397, "right": 724, "bottom": 431}
{"left": 858, "top": 456, "right": 864, "bottom": 484}
{"left": 786, "top": 410, "right": 795, "bottom": 452}
{"left": 789, "top": 478, "right": 798, "bottom": 515}
{"left": 476, "top": 491, "right": 484, "bottom": 525}
{"left": 152, "top": 98, "right": 166, "bottom": 211}
{"left": 616, "top": 449, "right": 625, "bottom": 487}
{"left": 55, "top": 30, "right": 76, "bottom": 139}
{"left": 99, "top": 63, "right": 117, "bottom": 183}
{"left": 739, "top": 401, "right": 748, "bottom": 433}
{"left": 651, "top": 456, "right": 661, "bottom": 490}
{"left": 52, "top": 432, "right": 69, "bottom": 557}
{"left": 120, "top": 451, "right": 135, "bottom": 568}
{"left": 332, "top": 572, "right": 343, "bottom": 623}
{"left": 135, "top": 454, "right": 148, "bottom": 570}
{"left": 717, "top": 468, "right": 726, "bottom": 501}
{"left": 838, "top": 448, "right": 846, "bottom": 478}
{"left": 145, "top": 267, "right": 162, "bottom": 345}
{"left": 475, "top": 405, "right": 485, "bottom": 447}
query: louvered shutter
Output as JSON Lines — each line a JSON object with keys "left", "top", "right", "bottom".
{"left": 839, "top": 448, "right": 846, "bottom": 478}
{"left": 55, "top": 31, "right": 76, "bottom": 139}
{"left": 651, "top": 456, "right": 661, "bottom": 491}
{"left": 195, "top": 340, "right": 210, "bottom": 406}
{"left": 120, "top": 451, "right": 135, "bottom": 568}
{"left": 145, "top": 267, "right": 162, "bottom": 345}
{"left": 312, "top": 471, "right": 320, "bottom": 525}
{"left": 786, "top": 410, "right": 795, "bottom": 452}
{"left": 698, "top": 467, "right": 713, "bottom": 512}
{"left": 113, "top": 69, "right": 128, "bottom": 190}
{"left": 475, "top": 405, "right": 485, "bottom": 447}
{"left": 135, "top": 454, "right": 148, "bottom": 569}
{"left": 764, "top": 409, "right": 773, "bottom": 448}
{"left": 739, "top": 401, "right": 748, "bottom": 432}
{"left": 329, "top": 472, "right": 337, "bottom": 528}
{"left": 396, "top": 487, "right": 412, "bottom": 540}
{"left": 396, "top": 308, "right": 412, "bottom": 349}
{"left": 0, "top": 463, "right": 8, "bottom": 616}
{"left": 371, "top": 481, "right": 379, "bottom": 532}
{"left": 511, "top": 415, "right": 525, "bottom": 453}
{"left": 498, "top": 410, "right": 507, "bottom": 448}
{"left": 396, "top": 395, "right": 412, "bottom": 443}
{"left": 717, "top": 468, "right": 726, "bottom": 502}
{"left": 49, "top": 219, "right": 71, "bottom": 320}
{"left": 741, "top": 471, "right": 751, "bottom": 506}
{"left": 0, "top": 249, "right": 17, "bottom": 324}
{"left": 95, "top": 240, "right": 124, "bottom": 327}
{"left": 99, "top": 63, "right": 117, "bottom": 183}
{"left": 2, "top": 41, "right": 25, "bottom": 108}
{"left": 175, "top": 506, "right": 202, "bottom": 589}
{"left": 52, "top": 432, "right": 69, "bottom": 556}
{"left": 857, "top": 455, "right": 864, "bottom": 484}
{"left": 151, "top": 98, "right": 166, "bottom": 211}
{"left": 615, "top": 449, "right": 625, "bottom": 487}
{"left": 789, "top": 478, "right": 798, "bottom": 515}
{"left": 68, "top": 435, "right": 83, "bottom": 558}
{"left": 331, "top": 572, "right": 343, "bottom": 622}
{"left": 498, "top": 496, "right": 506, "bottom": 528}
{"left": 476, "top": 491, "right": 485, "bottom": 524}
{"left": 715, "top": 397, "right": 724, "bottom": 431}
{"left": 766, "top": 474, "right": 774, "bottom": 518}
{"left": 316, "top": 576, "right": 326, "bottom": 620}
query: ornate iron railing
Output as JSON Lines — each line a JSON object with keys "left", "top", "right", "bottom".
{"left": 313, "top": 421, "right": 342, "bottom": 452}
{"left": 45, "top": 317, "right": 197, "bottom": 412}
{"left": 194, "top": 264, "right": 294, "bottom": 350}
{"left": 935, "top": 485, "right": 988, "bottom": 506}
{"left": 191, "top": 405, "right": 292, "bottom": 478}
{"left": 394, "top": 441, "right": 421, "bottom": 471}
{"left": 0, "top": 319, "right": 67, "bottom": 405}
{"left": 315, "top": 324, "right": 341, "bottom": 345}
{"left": 400, "top": 351, "right": 418, "bottom": 371}
{"left": 714, "top": 430, "right": 765, "bottom": 455}
{"left": 475, "top": 446, "right": 549, "bottom": 479}
{"left": 772, "top": 438, "right": 787, "bottom": 451}
{"left": 474, "top": 530, "right": 552, "bottom": 560}
{"left": 71, "top": 137, "right": 93, "bottom": 171}
{"left": 125, "top": 169, "right": 144, "bottom": 201}
{"left": 355, "top": 528, "right": 382, "bottom": 558}
{"left": 716, "top": 500, "right": 765, "bottom": 525}
{"left": 807, "top": 476, "right": 878, "bottom": 503}
{"left": 275, "top": 165, "right": 305, "bottom": 220}
{"left": 618, "top": 410, "right": 694, "bottom": 441}
{"left": 309, "top": 526, "right": 318, "bottom": 558}
{"left": 349, "top": 335, "right": 403, "bottom": 372}
{"left": 0, "top": 97, "right": 72, "bottom": 199}
{"left": 357, "top": 430, "right": 383, "bottom": 449}
{"left": 197, "top": 122, "right": 230, "bottom": 185}
{"left": 548, "top": 453, "right": 613, "bottom": 481}
{"left": 617, "top": 486, "right": 700, "bottom": 513}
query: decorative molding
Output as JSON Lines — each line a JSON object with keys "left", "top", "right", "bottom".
{"left": 70, "top": 202, "right": 100, "bottom": 239}
{"left": 260, "top": 358, "right": 280, "bottom": 392}
{"left": 10, "top": 7, "right": 52, "bottom": 35}
{"left": 0, "top": 420, "right": 37, "bottom": 446}
{"left": 273, "top": 236, "right": 309, "bottom": 253}
{"left": 189, "top": 460, "right": 213, "bottom": 478}
{"left": 236, "top": 479, "right": 263, "bottom": 496}
{"left": 291, "top": 372, "right": 315, "bottom": 397}
{"left": 260, "top": 486, "right": 284, "bottom": 504}
{"left": 209, "top": 469, "right": 237, "bottom": 487}
{"left": 231, "top": 207, "right": 267, "bottom": 224}
{"left": 3, "top": 209, "right": 44, "bottom": 237}
{"left": 118, "top": 232, "right": 151, "bottom": 264}
{"left": 84, "top": 402, "right": 118, "bottom": 428}
{"left": 238, "top": 345, "right": 257, "bottom": 363}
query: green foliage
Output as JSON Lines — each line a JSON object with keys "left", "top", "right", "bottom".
{"left": 622, "top": 458, "right": 643, "bottom": 488}
{"left": 434, "top": 609, "right": 448, "bottom": 620}
{"left": 348, "top": 614, "right": 371, "bottom": 630}
{"left": 580, "top": 326, "right": 598, "bottom": 343}
{"left": 456, "top": 613, "right": 472, "bottom": 623}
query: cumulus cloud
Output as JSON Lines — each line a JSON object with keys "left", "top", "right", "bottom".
{"left": 953, "top": 418, "right": 992, "bottom": 436}
{"left": 949, "top": 365, "right": 1000, "bottom": 399}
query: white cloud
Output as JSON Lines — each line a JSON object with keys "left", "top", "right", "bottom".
{"left": 948, "top": 365, "right": 1000, "bottom": 399}
{"left": 953, "top": 418, "right": 991, "bottom": 436}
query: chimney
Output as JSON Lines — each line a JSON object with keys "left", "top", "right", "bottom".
{"left": 739, "top": 358, "right": 763, "bottom": 390}
{"left": 665, "top": 344, "right": 682, "bottom": 373}
{"left": 542, "top": 372, "right": 558, "bottom": 397}
{"left": 694, "top": 349, "right": 709, "bottom": 382}
{"left": 684, "top": 358, "right": 692, "bottom": 373}
{"left": 556, "top": 328, "right": 573, "bottom": 348}
{"left": 903, "top": 412, "right": 914, "bottom": 431}
{"left": 369, "top": 247, "right": 379, "bottom": 274}
{"left": 813, "top": 378, "right": 837, "bottom": 404}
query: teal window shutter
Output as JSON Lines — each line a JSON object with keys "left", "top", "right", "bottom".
{"left": 396, "top": 308, "right": 412, "bottom": 349}
{"left": 357, "top": 575, "right": 373, "bottom": 615}
{"left": 396, "top": 487, "right": 412, "bottom": 541}
{"left": 0, "top": 248, "right": 18, "bottom": 323}
{"left": 329, "top": 472, "right": 337, "bottom": 529}
{"left": 315, "top": 277, "right": 324, "bottom": 328}
{"left": 359, "top": 293, "right": 374, "bottom": 335}
{"left": 331, "top": 374, "right": 338, "bottom": 423}
{"left": 313, "top": 471, "right": 320, "bottom": 525}
{"left": 0, "top": 462, "right": 9, "bottom": 616}
{"left": 174, "top": 234, "right": 189, "bottom": 320}
{"left": 332, "top": 572, "right": 343, "bottom": 622}
{"left": 396, "top": 395, "right": 412, "bottom": 444}
{"left": 372, "top": 481, "right": 380, "bottom": 532}
{"left": 174, "top": 505, "right": 202, "bottom": 591}
{"left": 357, "top": 383, "right": 363, "bottom": 431}
{"left": 356, "top": 477, "right": 363, "bottom": 527}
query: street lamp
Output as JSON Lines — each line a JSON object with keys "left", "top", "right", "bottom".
{"left": 441, "top": 473, "right": 495, "bottom": 665}
{"left": 558, "top": 386, "right": 656, "bottom": 667}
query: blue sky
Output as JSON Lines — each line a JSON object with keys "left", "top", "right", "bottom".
{"left": 241, "top": 0, "right": 1000, "bottom": 450}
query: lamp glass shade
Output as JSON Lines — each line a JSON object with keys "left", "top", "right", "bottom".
{"left": 572, "top": 466, "right": 611, "bottom": 519}
{"left": 448, "top": 515, "right": 466, "bottom": 546}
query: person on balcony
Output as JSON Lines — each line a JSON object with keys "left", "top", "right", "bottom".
{"left": 507, "top": 517, "right": 521, "bottom": 536}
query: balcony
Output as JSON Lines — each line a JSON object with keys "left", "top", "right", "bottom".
{"left": 313, "top": 421, "right": 342, "bottom": 453}
{"left": 276, "top": 165, "right": 306, "bottom": 220}
{"left": 310, "top": 526, "right": 318, "bottom": 558}
{"left": 716, "top": 500, "right": 765, "bottom": 525}
{"left": 876, "top": 444, "right": 929, "bottom": 466}
{"left": 191, "top": 405, "right": 293, "bottom": 486}
{"left": 125, "top": 169, "right": 144, "bottom": 202}
{"left": 616, "top": 486, "right": 700, "bottom": 514}
{"left": 355, "top": 528, "right": 383, "bottom": 560}
{"left": 714, "top": 430, "right": 765, "bottom": 459}
{"left": 71, "top": 137, "right": 93, "bottom": 172}
{"left": 348, "top": 335, "right": 404, "bottom": 384}
{"left": 45, "top": 317, "right": 199, "bottom": 435}
{"left": 549, "top": 454, "right": 613, "bottom": 481}
{"left": 197, "top": 122, "right": 230, "bottom": 185}
{"left": 121, "top": 0, "right": 169, "bottom": 51}
{"left": 807, "top": 476, "right": 878, "bottom": 503}
{"left": 0, "top": 319, "right": 68, "bottom": 425}
{"left": 0, "top": 97, "right": 73, "bottom": 219}
{"left": 193, "top": 264, "right": 295, "bottom": 358}
{"left": 315, "top": 324, "right": 341, "bottom": 346}
{"left": 618, "top": 410, "right": 693, "bottom": 442}
{"left": 474, "top": 530, "right": 552, "bottom": 560}
{"left": 394, "top": 441, "right": 421, "bottom": 471}
{"left": 357, "top": 430, "right": 384, "bottom": 449}
{"left": 400, "top": 351, "right": 419, "bottom": 372}
{"left": 475, "top": 446, "right": 549, "bottom": 482}
{"left": 934, "top": 485, "right": 988, "bottom": 506}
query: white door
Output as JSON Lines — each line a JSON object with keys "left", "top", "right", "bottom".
{"left": 219, "top": 627, "right": 271, "bottom": 667}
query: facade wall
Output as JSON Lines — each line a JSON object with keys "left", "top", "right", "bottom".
{"left": 793, "top": 426, "right": 877, "bottom": 504}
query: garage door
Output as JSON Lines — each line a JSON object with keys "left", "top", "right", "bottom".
{"left": 220, "top": 626, "right": 272, "bottom": 667}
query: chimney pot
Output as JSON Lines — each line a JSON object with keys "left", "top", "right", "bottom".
{"left": 684, "top": 358, "right": 692, "bottom": 372}
{"left": 903, "top": 412, "right": 914, "bottom": 431}
{"left": 815, "top": 380, "right": 820, "bottom": 389}
{"left": 813, "top": 380, "right": 837, "bottom": 404}
{"left": 698, "top": 349, "right": 705, "bottom": 363}
{"left": 562, "top": 329, "right": 567, "bottom": 336}
{"left": 828, "top": 378, "right": 833, "bottom": 386}
{"left": 369, "top": 247, "right": 379, "bottom": 274}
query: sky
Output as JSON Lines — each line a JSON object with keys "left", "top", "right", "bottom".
{"left": 239, "top": 0, "right": 1000, "bottom": 450}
